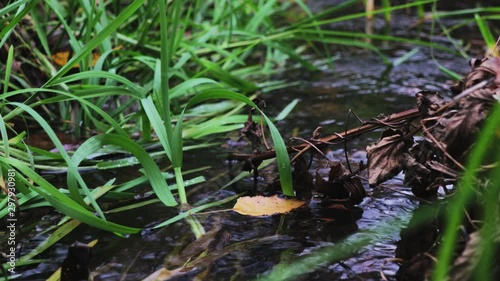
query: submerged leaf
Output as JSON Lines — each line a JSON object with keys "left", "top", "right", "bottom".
{"left": 314, "top": 163, "right": 365, "bottom": 205}
{"left": 367, "top": 129, "right": 413, "bottom": 186}
{"left": 233, "top": 195, "right": 305, "bottom": 216}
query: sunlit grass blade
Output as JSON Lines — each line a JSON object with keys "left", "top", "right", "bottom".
{"left": 275, "top": 98, "right": 299, "bottom": 121}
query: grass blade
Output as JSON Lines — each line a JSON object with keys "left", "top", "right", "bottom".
{"left": 69, "top": 134, "right": 177, "bottom": 207}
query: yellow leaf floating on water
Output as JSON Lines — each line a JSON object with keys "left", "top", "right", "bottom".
{"left": 233, "top": 195, "right": 305, "bottom": 216}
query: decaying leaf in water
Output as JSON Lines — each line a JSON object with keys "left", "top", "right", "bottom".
{"left": 367, "top": 128, "right": 413, "bottom": 186}
{"left": 416, "top": 91, "right": 447, "bottom": 117}
{"left": 314, "top": 162, "right": 365, "bottom": 205}
{"left": 402, "top": 141, "right": 439, "bottom": 199}
{"left": 451, "top": 57, "right": 500, "bottom": 94}
{"left": 233, "top": 195, "right": 305, "bottom": 216}
{"left": 292, "top": 156, "right": 313, "bottom": 199}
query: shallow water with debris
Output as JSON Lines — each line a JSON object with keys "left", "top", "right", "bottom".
{"left": 13, "top": 3, "right": 495, "bottom": 281}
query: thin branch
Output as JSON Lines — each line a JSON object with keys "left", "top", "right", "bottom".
{"left": 230, "top": 108, "right": 420, "bottom": 162}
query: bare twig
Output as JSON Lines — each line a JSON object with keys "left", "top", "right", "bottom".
{"left": 229, "top": 108, "right": 421, "bottom": 162}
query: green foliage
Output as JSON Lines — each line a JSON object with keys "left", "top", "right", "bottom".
{"left": 1, "top": 0, "right": 499, "bottom": 277}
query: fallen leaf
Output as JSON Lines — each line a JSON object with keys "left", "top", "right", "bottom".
{"left": 233, "top": 195, "right": 305, "bottom": 216}
{"left": 314, "top": 163, "right": 365, "bottom": 205}
{"left": 366, "top": 128, "right": 413, "bottom": 186}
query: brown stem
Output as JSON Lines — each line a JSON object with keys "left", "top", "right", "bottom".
{"left": 230, "top": 107, "right": 420, "bottom": 162}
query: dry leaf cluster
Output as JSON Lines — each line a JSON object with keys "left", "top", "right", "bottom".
{"left": 367, "top": 57, "right": 500, "bottom": 198}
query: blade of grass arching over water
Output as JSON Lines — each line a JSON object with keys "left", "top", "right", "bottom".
{"left": 43, "top": 0, "right": 145, "bottom": 87}
{"left": 169, "top": 78, "right": 220, "bottom": 100}
{"left": 50, "top": 71, "right": 145, "bottom": 99}
{"left": 432, "top": 103, "right": 500, "bottom": 280}
{"left": 69, "top": 134, "right": 177, "bottom": 206}
{"left": 182, "top": 89, "right": 294, "bottom": 197}
{"left": 3, "top": 88, "right": 128, "bottom": 136}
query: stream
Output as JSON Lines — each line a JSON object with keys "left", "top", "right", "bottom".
{"left": 10, "top": 1, "right": 497, "bottom": 280}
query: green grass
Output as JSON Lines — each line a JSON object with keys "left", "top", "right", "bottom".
{"left": 1, "top": 0, "right": 499, "bottom": 278}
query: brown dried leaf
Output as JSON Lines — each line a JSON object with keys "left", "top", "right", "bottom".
{"left": 314, "top": 170, "right": 329, "bottom": 195}
{"left": 416, "top": 91, "right": 447, "bottom": 117}
{"left": 444, "top": 102, "right": 488, "bottom": 160}
{"left": 239, "top": 108, "right": 262, "bottom": 152}
{"left": 292, "top": 156, "right": 313, "bottom": 198}
{"left": 451, "top": 57, "right": 500, "bottom": 94}
{"left": 367, "top": 129, "right": 413, "bottom": 186}
{"left": 314, "top": 164, "right": 365, "bottom": 204}
{"left": 343, "top": 177, "right": 365, "bottom": 205}
{"left": 328, "top": 162, "right": 349, "bottom": 181}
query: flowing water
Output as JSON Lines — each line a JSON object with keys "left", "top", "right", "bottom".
{"left": 8, "top": 1, "right": 497, "bottom": 280}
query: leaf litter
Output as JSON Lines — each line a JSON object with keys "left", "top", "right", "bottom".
{"left": 229, "top": 56, "right": 500, "bottom": 279}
